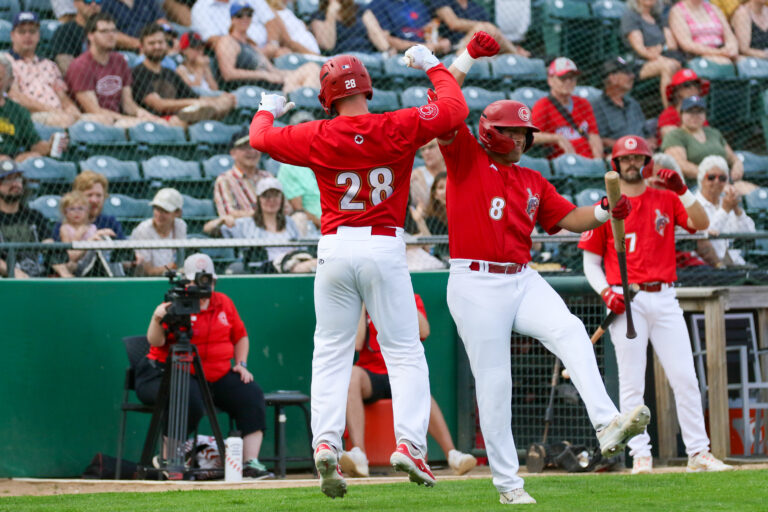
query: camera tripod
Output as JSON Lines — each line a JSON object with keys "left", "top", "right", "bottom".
{"left": 137, "top": 327, "right": 226, "bottom": 480}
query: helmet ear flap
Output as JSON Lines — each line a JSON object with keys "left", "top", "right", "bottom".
{"left": 641, "top": 158, "right": 654, "bottom": 179}
{"left": 524, "top": 130, "right": 534, "bottom": 152}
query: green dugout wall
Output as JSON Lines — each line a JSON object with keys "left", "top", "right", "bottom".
{"left": 0, "top": 273, "right": 609, "bottom": 478}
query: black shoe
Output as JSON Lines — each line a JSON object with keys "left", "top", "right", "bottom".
{"left": 243, "top": 459, "right": 274, "bottom": 480}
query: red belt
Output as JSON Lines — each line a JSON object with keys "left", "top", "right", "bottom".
{"left": 326, "top": 226, "right": 397, "bottom": 237}
{"left": 469, "top": 261, "right": 526, "bottom": 275}
{"left": 634, "top": 282, "right": 671, "bottom": 292}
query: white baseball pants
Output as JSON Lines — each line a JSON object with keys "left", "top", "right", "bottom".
{"left": 608, "top": 286, "right": 710, "bottom": 458}
{"left": 310, "top": 226, "right": 431, "bottom": 455}
{"left": 447, "top": 261, "right": 620, "bottom": 493}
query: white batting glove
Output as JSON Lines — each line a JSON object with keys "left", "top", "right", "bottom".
{"left": 404, "top": 45, "right": 440, "bottom": 72}
{"left": 258, "top": 92, "right": 295, "bottom": 119}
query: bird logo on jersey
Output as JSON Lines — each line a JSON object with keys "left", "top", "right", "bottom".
{"left": 654, "top": 209, "right": 670, "bottom": 236}
{"left": 526, "top": 188, "right": 540, "bottom": 221}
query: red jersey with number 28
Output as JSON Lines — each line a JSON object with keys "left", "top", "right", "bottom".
{"left": 249, "top": 65, "right": 468, "bottom": 235}
{"left": 440, "top": 124, "right": 576, "bottom": 264}
{"left": 578, "top": 187, "right": 695, "bottom": 284}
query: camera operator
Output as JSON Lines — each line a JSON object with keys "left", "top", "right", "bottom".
{"left": 136, "top": 252, "right": 273, "bottom": 479}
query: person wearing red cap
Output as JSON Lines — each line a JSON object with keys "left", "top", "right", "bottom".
{"left": 656, "top": 68, "right": 710, "bottom": 144}
{"left": 176, "top": 32, "right": 219, "bottom": 93}
{"left": 434, "top": 48, "right": 649, "bottom": 506}
{"left": 531, "top": 57, "right": 603, "bottom": 160}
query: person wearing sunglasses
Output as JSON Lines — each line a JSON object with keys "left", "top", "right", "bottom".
{"left": 51, "top": 0, "right": 103, "bottom": 75}
{"left": 694, "top": 155, "right": 756, "bottom": 267}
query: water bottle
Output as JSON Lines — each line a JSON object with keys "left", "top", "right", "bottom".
{"left": 225, "top": 430, "right": 243, "bottom": 482}
{"left": 49, "top": 132, "right": 65, "bottom": 158}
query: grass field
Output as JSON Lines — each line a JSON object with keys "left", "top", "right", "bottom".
{"left": 2, "top": 470, "right": 767, "bottom": 512}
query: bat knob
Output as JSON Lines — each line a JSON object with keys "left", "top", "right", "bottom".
{"left": 626, "top": 327, "right": 637, "bottom": 339}
{"left": 561, "top": 368, "right": 570, "bottom": 379}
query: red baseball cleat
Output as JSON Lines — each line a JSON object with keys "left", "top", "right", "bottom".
{"left": 390, "top": 441, "right": 436, "bottom": 487}
{"left": 314, "top": 443, "right": 347, "bottom": 498}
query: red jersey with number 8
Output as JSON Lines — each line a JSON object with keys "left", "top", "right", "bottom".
{"left": 578, "top": 187, "right": 695, "bottom": 284}
{"left": 249, "top": 65, "right": 468, "bottom": 235}
{"left": 440, "top": 124, "right": 576, "bottom": 264}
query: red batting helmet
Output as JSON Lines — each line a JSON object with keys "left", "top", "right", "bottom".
{"left": 478, "top": 100, "right": 539, "bottom": 154}
{"left": 611, "top": 135, "right": 653, "bottom": 177}
{"left": 318, "top": 55, "right": 373, "bottom": 115}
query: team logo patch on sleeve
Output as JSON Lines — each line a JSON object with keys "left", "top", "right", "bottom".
{"left": 418, "top": 104, "right": 439, "bottom": 120}
{"left": 654, "top": 209, "right": 670, "bottom": 236}
{"left": 525, "top": 188, "right": 540, "bottom": 221}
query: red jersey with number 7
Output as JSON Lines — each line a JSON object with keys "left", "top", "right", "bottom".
{"left": 249, "top": 65, "right": 468, "bottom": 235}
{"left": 578, "top": 186, "right": 695, "bottom": 284}
{"left": 439, "top": 124, "right": 576, "bottom": 264}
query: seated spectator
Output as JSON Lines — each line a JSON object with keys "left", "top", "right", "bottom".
{"left": 340, "top": 295, "right": 477, "bottom": 478}
{"left": 661, "top": 96, "right": 750, "bottom": 193}
{"left": 132, "top": 23, "right": 235, "bottom": 126}
{"left": 7, "top": 12, "right": 85, "bottom": 129}
{"left": 53, "top": 0, "right": 78, "bottom": 23}
{"left": 265, "top": 0, "right": 321, "bottom": 55}
{"left": 51, "top": 190, "right": 116, "bottom": 277}
{"left": 423, "top": 172, "right": 448, "bottom": 237}
{"left": 216, "top": 177, "right": 317, "bottom": 273}
{"left": 657, "top": 68, "right": 710, "bottom": 143}
{"left": 431, "top": 0, "right": 530, "bottom": 56}
{"left": 669, "top": 0, "right": 740, "bottom": 64}
{"left": 0, "top": 161, "right": 50, "bottom": 278}
{"left": 593, "top": 57, "right": 651, "bottom": 152}
{"left": 694, "top": 155, "right": 756, "bottom": 266}
{"left": 403, "top": 179, "right": 447, "bottom": 271}
{"left": 51, "top": 170, "right": 126, "bottom": 241}
{"left": 277, "top": 162, "right": 321, "bottom": 233}
{"left": 51, "top": 0, "right": 102, "bottom": 75}
{"left": 731, "top": 0, "right": 768, "bottom": 59}
{"left": 364, "top": 0, "right": 452, "bottom": 55}
{"left": 100, "top": 0, "right": 169, "bottom": 50}
{"left": 495, "top": 0, "right": 530, "bottom": 45}
{"left": 140, "top": 253, "right": 273, "bottom": 479}
{"left": 621, "top": 0, "right": 682, "bottom": 108}
{"left": 411, "top": 139, "right": 446, "bottom": 211}
{"left": 176, "top": 32, "right": 219, "bottom": 94}
{"left": 532, "top": 57, "right": 603, "bottom": 159}
{"left": 213, "top": 128, "right": 272, "bottom": 219}
{"left": 214, "top": 3, "right": 321, "bottom": 93}
{"left": 67, "top": 13, "right": 167, "bottom": 127}
{"left": 192, "top": 0, "right": 287, "bottom": 58}
{"left": 134, "top": 23, "right": 183, "bottom": 71}
{"left": 0, "top": 55, "right": 62, "bottom": 162}
{"left": 131, "top": 187, "right": 187, "bottom": 276}
{"left": 310, "top": 0, "right": 388, "bottom": 54}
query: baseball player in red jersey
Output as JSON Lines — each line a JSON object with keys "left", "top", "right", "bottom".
{"left": 579, "top": 135, "right": 733, "bottom": 474}
{"left": 249, "top": 36, "right": 485, "bottom": 498}
{"left": 434, "top": 47, "right": 650, "bottom": 506}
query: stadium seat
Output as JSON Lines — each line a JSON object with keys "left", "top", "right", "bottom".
{"left": 187, "top": 233, "right": 238, "bottom": 273}
{"left": 28, "top": 194, "right": 61, "bottom": 221}
{"left": 33, "top": 121, "right": 59, "bottom": 142}
{"left": 296, "top": 0, "right": 319, "bottom": 20}
{"left": 518, "top": 154, "right": 553, "bottom": 177}
{"left": 368, "top": 88, "right": 400, "bottom": 112}
{"left": 18, "top": 157, "right": 77, "bottom": 196}
{"left": 0, "top": 19, "right": 12, "bottom": 49}
{"left": 552, "top": 153, "right": 607, "bottom": 192}
{"left": 0, "top": 0, "right": 19, "bottom": 23}
{"left": 442, "top": 54, "right": 491, "bottom": 82}
{"left": 202, "top": 154, "right": 234, "bottom": 178}
{"left": 274, "top": 53, "right": 325, "bottom": 70}
{"left": 118, "top": 51, "right": 141, "bottom": 68}
{"left": 80, "top": 155, "right": 144, "bottom": 196}
{"left": 538, "top": 0, "right": 600, "bottom": 70}
{"left": 575, "top": 187, "right": 605, "bottom": 207}
{"left": 590, "top": 0, "right": 627, "bottom": 64}
{"left": 102, "top": 193, "right": 152, "bottom": 220}
{"left": 508, "top": 87, "right": 547, "bottom": 109}
{"left": 38, "top": 18, "right": 59, "bottom": 44}
{"left": 188, "top": 121, "right": 242, "bottom": 157}
{"left": 22, "top": 0, "right": 54, "bottom": 18}
{"left": 345, "top": 52, "right": 384, "bottom": 78}
{"left": 181, "top": 195, "right": 216, "bottom": 218}
{"left": 574, "top": 86, "right": 603, "bottom": 104}
{"left": 129, "top": 122, "right": 196, "bottom": 159}
{"left": 234, "top": 85, "right": 268, "bottom": 110}
{"left": 737, "top": 57, "right": 768, "bottom": 79}
{"left": 142, "top": 156, "right": 201, "bottom": 180}
{"left": 462, "top": 87, "right": 506, "bottom": 119}
{"left": 735, "top": 151, "right": 768, "bottom": 180}
{"left": 686, "top": 58, "right": 736, "bottom": 80}
{"left": 383, "top": 55, "right": 425, "bottom": 86}
{"left": 288, "top": 87, "right": 322, "bottom": 112}
{"left": 400, "top": 86, "right": 428, "bottom": 108}
{"left": 490, "top": 55, "right": 547, "bottom": 88}
{"left": 68, "top": 120, "right": 136, "bottom": 161}
{"left": 745, "top": 187, "right": 768, "bottom": 211}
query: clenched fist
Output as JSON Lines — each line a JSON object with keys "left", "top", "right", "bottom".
{"left": 657, "top": 168, "right": 688, "bottom": 195}
{"left": 404, "top": 44, "right": 440, "bottom": 71}
{"left": 601, "top": 288, "right": 626, "bottom": 315}
{"left": 467, "top": 31, "right": 500, "bottom": 59}
{"left": 258, "top": 92, "right": 295, "bottom": 119}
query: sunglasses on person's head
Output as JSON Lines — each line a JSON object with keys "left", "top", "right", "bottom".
{"left": 706, "top": 174, "right": 728, "bottom": 182}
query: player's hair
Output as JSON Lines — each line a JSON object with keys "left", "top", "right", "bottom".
{"left": 253, "top": 189, "right": 286, "bottom": 231}
{"left": 60, "top": 191, "right": 89, "bottom": 218}
{"left": 73, "top": 170, "right": 110, "bottom": 195}
{"left": 85, "top": 12, "right": 116, "bottom": 34}
{"left": 425, "top": 171, "right": 448, "bottom": 227}
{"left": 697, "top": 155, "right": 729, "bottom": 188}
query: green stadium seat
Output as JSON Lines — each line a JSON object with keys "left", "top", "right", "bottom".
{"left": 21, "top": 0, "right": 54, "bottom": 19}
{"left": 0, "top": 19, "right": 12, "bottom": 49}
{"left": 39, "top": 18, "right": 59, "bottom": 41}
{"left": 274, "top": 53, "right": 311, "bottom": 70}
{"left": 80, "top": 155, "right": 145, "bottom": 196}
{"left": 296, "top": 0, "right": 319, "bottom": 20}
{"left": 508, "top": 87, "right": 547, "bottom": 108}
{"left": 28, "top": 194, "right": 61, "bottom": 221}
{"left": 518, "top": 154, "right": 553, "bottom": 177}
{"left": 262, "top": 156, "right": 281, "bottom": 175}
{"left": 33, "top": 121, "right": 59, "bottom": 142}
{"left": 491, "top": 55, "right": 547, "bottom": 88}
{"left": 686, "top": 58, "right": 736, "bottom": 79}
{"left": 574, "top": 86, "right": 602, "bottom": 104}
{"left": 188, "top": 121, "right": 242, "bottom": 157}
{"left": 288, "top": 86, "right": 322, "bottom": 112}
{"left": 234, "top": 85, "right": 268, "bottom": 110}
{"left": 202, "top": 154, "right": 234, "bottom": 178}
{"left": 68, "top": 120, "right": 136, "bottom": 160}
{"left": 0, "top": 0, "right": 19, "bottom": 23}
{"left": 129, "top": 122, "right": 196, "bottom": 159}
{"left": 18, "top": 157, "right": 77, "bottom": 196}
{"left": 142, "top": 156, "right": 208, "bottom": 197}
{"left": 400, "top": 86, "right": 429, "bottom": 108}
{"left": 539, "top": 0, "right": 600, "bottom": 71}
{"left": 181, "top": 195, "right": 216, "bottom": 217}
{"left": 462, "top": 86, "right": 506, "bottom": 114}
{"left": 737, "top": 57, "right": 768, "bottom": 79}
{"left": 368, "top": 88, "right": 400, "bottom": 112}
{"left": 745, "top": 187, "right": 768, "bottom": 211}
{"left": 102, "top": 193, "right": 152, "bottom": 220}
{"left": 553, "top": 153, "right": 607, "bottom": 192}
{"left": 590, "top": 0, "right": 627, "bottom": 64}
{"left": 118, "top": 51, "right": 141, "bottom": 68}
{"left": 575, "top": 187, "right": 605, "bottom": 206}
{"left": 735, "top": 151, "right": 768, "bottom": 180}
{"left": 442, "top": 54, "right": 491, "bottom": 82}
{"left": 346, "top": 52, "right": 384, "bottom": 78}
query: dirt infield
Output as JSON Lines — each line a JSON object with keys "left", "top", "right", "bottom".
{"left": 3, "top": 462, "right": 767, "bottom": 497}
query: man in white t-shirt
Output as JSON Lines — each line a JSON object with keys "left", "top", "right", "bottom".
{"left": 131, "top": 187, "right": 187, "bottom": 275}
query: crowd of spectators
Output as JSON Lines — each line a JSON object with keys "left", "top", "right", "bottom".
{"left": 0, "top": 0, "right": 766, "bottom": 279}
